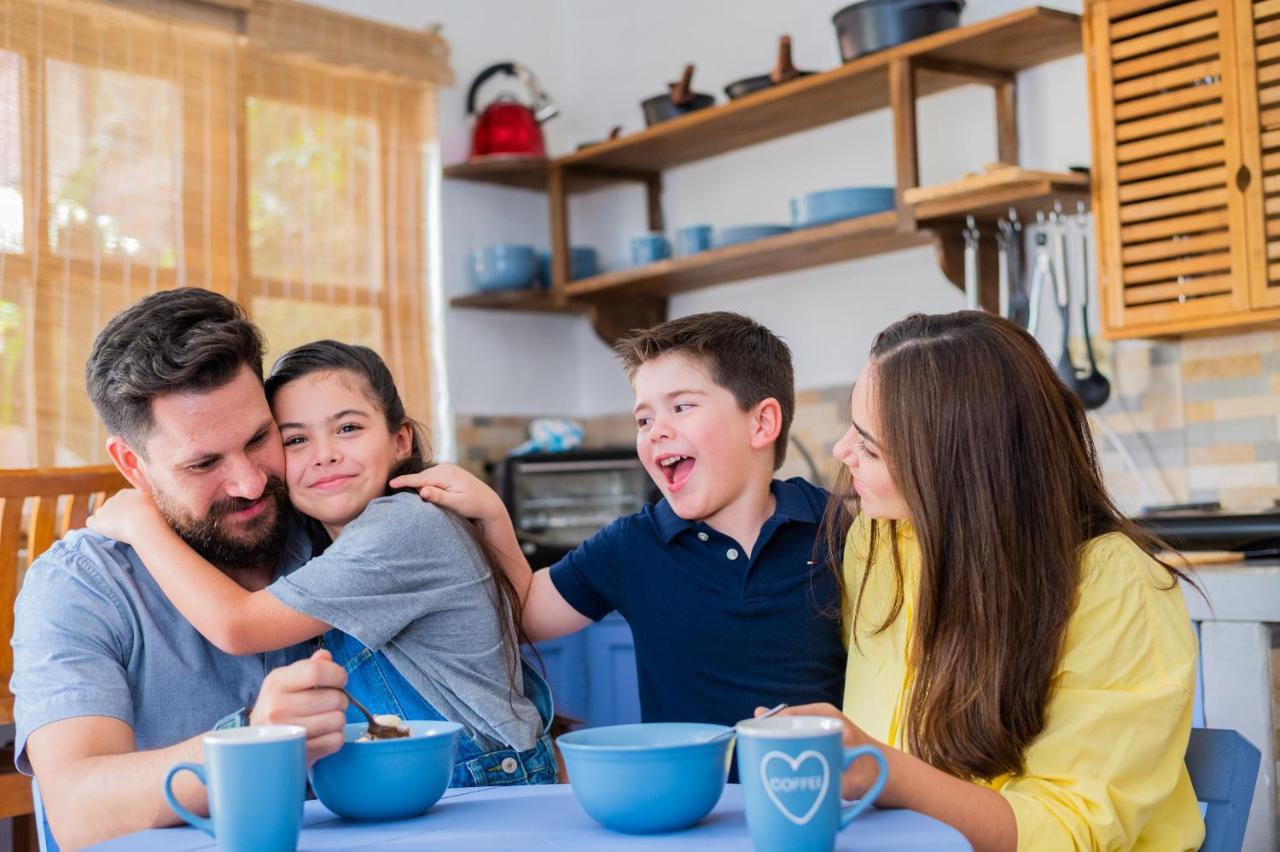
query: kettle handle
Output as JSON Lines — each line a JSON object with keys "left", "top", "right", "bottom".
{"left": 466, "top": 62, "right": 518, "bottom": 115}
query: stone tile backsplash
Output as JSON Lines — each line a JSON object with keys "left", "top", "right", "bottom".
{"left": 455, "top": 326, "right": 1280, "bottom": 512}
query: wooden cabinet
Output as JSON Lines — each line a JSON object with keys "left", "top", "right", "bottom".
{"left": 1086, "top": 0, "right": 1280, "bottom": 336}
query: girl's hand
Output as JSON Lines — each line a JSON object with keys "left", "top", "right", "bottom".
{"left": 390, "top": 463, "right": 507, "bottom": 525}
{"left": 762, "top": 702, "right": 888, "bottom": 801}
{"left": 86, "top": 489, "right": 168, "bottom": 545}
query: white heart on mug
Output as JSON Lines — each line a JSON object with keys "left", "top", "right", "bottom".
{"left": 760, "top": 749, "right": 829, "bottom": 826}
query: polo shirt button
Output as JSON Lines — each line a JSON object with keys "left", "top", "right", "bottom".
{"left": 726, "top": 548, "right": 740, "bottom": 561}
{"left": 501, "top": 757, "right": 518, "bottom": 774}
{"left": 697, "top": 532, "right": 710, "bottom": 542}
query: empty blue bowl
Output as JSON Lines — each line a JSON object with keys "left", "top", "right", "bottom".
{"left": 537, "top": 247, "right": 600, "bottom": 287}
{"left": 557, "top": 723, "right": 733, "bottom": 834}
{"left": 790, "top": 186, "right": 896, "bottom": 227}
{"left": 310, "top": 721, "right": 461, "bottom": 821}
{"left": 470, "top": 245, "right": 538, "bottom": 291}
{"left": 712, "top": 225, "right": 793, "bottom": 248}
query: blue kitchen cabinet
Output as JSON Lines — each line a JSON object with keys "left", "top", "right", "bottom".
{"left": 531, "top": 613, "right": 640, "bottom": 729}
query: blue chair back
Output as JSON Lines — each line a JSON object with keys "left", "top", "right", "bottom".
{"left": 1186, "top": 728, "right": 1260, "bottom": 852}
{"left": 32, "top": 780, "right": 58, "bottom": 852}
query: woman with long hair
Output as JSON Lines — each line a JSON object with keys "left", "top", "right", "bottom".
{"left": 773, "top": 311, "right": 1202, "bottom": 850}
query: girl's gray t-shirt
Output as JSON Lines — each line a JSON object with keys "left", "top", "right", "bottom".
{"left": 267, "top": 493, "right": 542, "bottom": 752}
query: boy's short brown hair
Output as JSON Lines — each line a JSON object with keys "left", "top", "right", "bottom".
{"left": 613, "top": 311, "right": 794, "bottom": 470}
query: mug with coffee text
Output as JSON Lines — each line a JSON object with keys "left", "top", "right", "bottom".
{"left": 735, "top": 715, "right": 888, "bottom": 852}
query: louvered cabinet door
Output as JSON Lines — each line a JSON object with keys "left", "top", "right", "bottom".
{"left": 1086, "top": 0, "right": 1254, "bottom": 336}
{"left": 1236, "top": 0, "right": 1280, "bottom": 308}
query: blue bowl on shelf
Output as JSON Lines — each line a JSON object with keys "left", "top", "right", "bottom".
{"left": 470, "top": 244, "right": 538, "bottom": 291}
{"left": 310, "top": 721, "right": 462, "bottom": 821}
{"left": 537, "top": 247, "right": 600, "bottom": 287}
{"left": 790, "top": 186, "right": 896, "bottom": 228}
{"left": 557, "top": 722, "right": 733, "bottom": 834}
{"left": 712, "top": 224, "right": 793, "bottom": 248}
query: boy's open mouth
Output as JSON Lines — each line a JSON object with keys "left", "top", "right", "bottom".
{"left": 658, "top": 454, "right": 696, "bottom": 490}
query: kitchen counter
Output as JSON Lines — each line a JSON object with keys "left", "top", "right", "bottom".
{"left": 1182, "top": 561, "right": 1279, "bottom": 852}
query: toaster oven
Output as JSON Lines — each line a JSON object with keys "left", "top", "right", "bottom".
{"left": 498, "top": 448, "right": 659, "bottom": 569}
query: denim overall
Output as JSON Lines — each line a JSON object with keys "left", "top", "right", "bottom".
{"left": 323, "top": 630, "right": 558, "bottom": 787}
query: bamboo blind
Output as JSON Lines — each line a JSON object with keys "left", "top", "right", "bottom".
{"left": 0, "top": 0, "right": 439, "bottom": 467}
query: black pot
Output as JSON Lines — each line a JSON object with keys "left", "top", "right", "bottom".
{"left": 832, "top": 0, "right": 964, "bottom": 61}
{"left": 641, "top": 92, "right": 715, "bottom": 126}
{"left": 724, "top": 71, "right": 815, "bottom": 101}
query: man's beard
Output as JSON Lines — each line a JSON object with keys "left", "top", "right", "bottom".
{"left": 151, "top": 476, "right": 290, "bottom": 573}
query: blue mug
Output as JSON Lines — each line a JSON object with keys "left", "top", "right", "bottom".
{"left": 735, "top": 716, "right": 888, "bottom": 852}
{"left": 164, "top": 725, "right": 307, "bottom": 852}
{"left": 676, "top": 224, "right": 713, "bottom": 256}
{"left": 630, "top": 233, "right": 671, "bottom": 266}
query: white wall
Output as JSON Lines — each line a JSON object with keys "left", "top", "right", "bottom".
{"left": 314, "top": 0, "right": 1090, "bottom": 423}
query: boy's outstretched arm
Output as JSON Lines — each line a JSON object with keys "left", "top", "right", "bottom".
{"left": 392, "top": 464, "right": 591, "bottom": 642}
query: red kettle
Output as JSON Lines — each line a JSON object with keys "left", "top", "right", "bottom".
{"left": 467, "top": 62, "right": 559, "bottom": 160}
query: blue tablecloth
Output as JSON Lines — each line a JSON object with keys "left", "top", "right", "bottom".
{"left": 92, "top": 783, "right": 972, "bottom": 850}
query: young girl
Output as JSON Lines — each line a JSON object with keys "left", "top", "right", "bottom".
{"left": 773, "top": 311, "right": 1202, "bottom": 851}
{"left": 88, "top": 340, "right": 558, "bottom": 787}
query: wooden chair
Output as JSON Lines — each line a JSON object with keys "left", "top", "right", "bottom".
{"left": 0, "top": 466, "right": 127, "bottom": 850}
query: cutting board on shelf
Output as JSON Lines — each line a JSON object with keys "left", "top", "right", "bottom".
{"left": 1158, "top": 550, "right": 1246, "bottom": 567}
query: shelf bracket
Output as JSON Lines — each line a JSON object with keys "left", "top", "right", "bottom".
{"left": 586, "top": 295, "right": 668, "bottom": 347}
{"left": 890, "top": 57, "right": 920, "bottom": 233}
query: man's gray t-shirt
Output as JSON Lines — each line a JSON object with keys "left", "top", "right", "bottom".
{"left": 269, "top": 493, "right": 542, "bottom": 752}
{"left": 10, "top": 520, "right": 313, "bottom": 774}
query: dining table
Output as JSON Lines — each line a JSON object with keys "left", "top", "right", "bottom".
{"left": 92, "top": 783, "right": 972, "bottom": 850}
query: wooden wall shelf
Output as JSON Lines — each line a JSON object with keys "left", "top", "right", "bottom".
{"left": 564, "top": 212, "right": 931, "bottom": 299}
{"left": 443, "top": 6, "right": 1085, "bottom": 338}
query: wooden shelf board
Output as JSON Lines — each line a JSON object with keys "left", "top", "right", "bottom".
{"left": 910, "top": 175, "right": 1091, "bottom": 223}
{"left": 442, "top": 157, "right": 646, "bottom": 192}
{"left": 563, "top": 211, "right": 933, "bottom": 299}
{"left": 556, "top": 7, "right": 1081, "bottom": 178}
{"left": 450, "top": 289, "right": 584, "bottom": 313}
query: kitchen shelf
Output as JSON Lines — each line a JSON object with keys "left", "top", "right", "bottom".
{"left": 450, "top": 289, "right": 585, "bottom": 314}
{"left": 564, "top": 211, "right": 931, "bottom": 299}
{"left": 443, "top": 6, "right": 1086, "bottom": 337}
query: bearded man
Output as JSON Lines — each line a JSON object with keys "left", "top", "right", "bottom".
{"left": 11, "top": 288, "right": 351, "bottom": 849}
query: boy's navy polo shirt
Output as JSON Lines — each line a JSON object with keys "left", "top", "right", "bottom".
{"left": 549, "top": 477, "right": 846, "bottom": 730}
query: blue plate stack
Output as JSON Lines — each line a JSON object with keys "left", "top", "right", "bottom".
{"left": 790, "top": 187, "right": 895, "bottom": 228}
{"left": 712, "top": 224, "right": 793, "bottom": 249}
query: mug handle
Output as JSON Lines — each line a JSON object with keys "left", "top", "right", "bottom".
{"left": 838, "top": 745, "right": 889, "bottom": 829}
{"left": 163, "top": 762, "right": 214, "bottom": 837}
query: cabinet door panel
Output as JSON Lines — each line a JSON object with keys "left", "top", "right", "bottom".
{"left": 1087, "top": 0, "right": 1253, "bottom": 336}
{"left": 1238, "top": 0, "right": 1280, "bottom": 307}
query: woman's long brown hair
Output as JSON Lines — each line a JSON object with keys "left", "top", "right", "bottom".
{"left": 821, "top": 311, "right": 1193, "bottom": 781}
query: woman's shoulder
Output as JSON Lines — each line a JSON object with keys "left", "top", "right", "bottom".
{"left": 1077, "top": 531, "right": 1179, "bottom": 596}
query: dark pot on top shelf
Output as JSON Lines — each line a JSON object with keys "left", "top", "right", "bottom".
{"left": 833, "top": 0, "right": 964, "bottom": 61}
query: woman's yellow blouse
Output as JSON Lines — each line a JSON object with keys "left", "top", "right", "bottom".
{"left": 840, "top": 517, "right": 1204, "bottom": 851}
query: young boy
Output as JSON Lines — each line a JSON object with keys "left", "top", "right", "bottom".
{"left": 409, "top": 312, "right": 844, "bottom": 731}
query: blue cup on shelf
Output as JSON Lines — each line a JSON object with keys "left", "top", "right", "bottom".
{"left": 470, "top": 244, "right": 538, "bottom": 292}
{"left": 630, "top": 233, "right": 672, "bottom": 266}
{"left": 163, "top": 725, "right": 306, "bottom": 852}
{"left": 735, "top": 715, "right": 888, "bottom": 852}
{"left": 538, "top": 247, "right": 600, "bottom": 287}
{"left": 676, "top": 224, "right": 713, "bottom": 256}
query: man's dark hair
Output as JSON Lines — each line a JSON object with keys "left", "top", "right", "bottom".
{"left": 86, "top": 288, "right": 266, "bottom": 451}
{"left": 613, "top": 311, "right": 795, "bottom": 470}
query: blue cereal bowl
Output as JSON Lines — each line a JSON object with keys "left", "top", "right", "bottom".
{"left": 790, "top": 186, "right": 896, "bottom": 227}
{"left": 310, "top": 721, "right": 462, "bottom": 821}
{"left": 470, "top": 244, "right": 538, "bottom": 291}
{"left": 557, "top": 723, "right": 733, "bottom": 834}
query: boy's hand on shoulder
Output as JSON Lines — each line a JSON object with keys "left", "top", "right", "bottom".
{"left": 86, "top": 488, "right": 167, "bottom": 545}
{"left": 391, "top": 463, "right": 507, "bottom": 525}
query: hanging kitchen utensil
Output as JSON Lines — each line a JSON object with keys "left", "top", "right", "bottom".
{"left": 1047, "top": 211, "right": 1090, "bottom": 399}
{"left": 466, "top": 62, "right": 559, "bottom": 160}
{"left": 724, "top": 35, "right": 816, "bottom": 100}
{"left": 1073, "top": 203, "right": 1111, "bottom": 410}
{"left": 1027, "top": 211, "right": 1048, "bottom": 337}
{"left": 962, "top": 215, "right": 980, "bottom": 310}
{"left": 996, "top": 218, "right": 1011, "bottom": 319}
{"left": 1005, "top": 208, "right": 1030, "bottom": 328}
{"left": 642, "top": 64, "right": 715, "bottom": 126}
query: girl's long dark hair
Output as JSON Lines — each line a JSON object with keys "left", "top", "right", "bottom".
{"left": 821, "top": 311, "right": 1193, "bottom": 781}
{"left": 266, "top": 341, "right": 532, "bottom": 699}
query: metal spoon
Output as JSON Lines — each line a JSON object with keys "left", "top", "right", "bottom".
{"left": 342, "top": 688, "right": 410, "bottom": 740}
{"left": 702, "top": 703, "right": 788, "bottom": 745}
